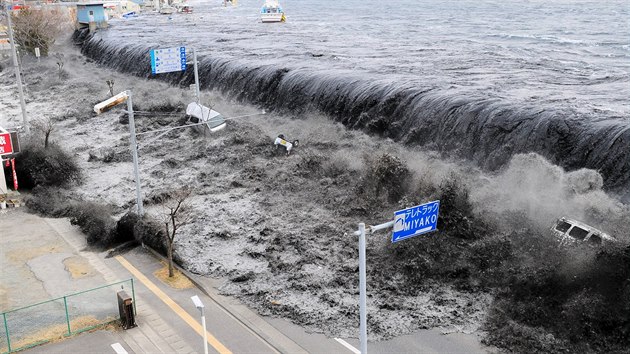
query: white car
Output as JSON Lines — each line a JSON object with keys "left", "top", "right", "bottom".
{"left": 552, "top": 217, "right": 616, "bottom": 246}
{"left": 186, "top": 102, "right": 226, "bottom": 132}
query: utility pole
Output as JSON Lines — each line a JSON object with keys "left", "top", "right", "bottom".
{"left": 4, "top": 2, "right": 29, "bottom": 133}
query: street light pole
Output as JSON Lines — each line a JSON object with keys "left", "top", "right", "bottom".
{"left": 200, "top": 306, "right": 208, "bottom": 354}
{"left": 191, "top": 295, "right": 208, "bottom": 354}
{"left": 4, "top": 3, "right": 29, "bottom": 133}
{"left": 93, "top": 90, "right": 144, "bottom": 217}
{"left": 126, "top": 91, "right": 144, "bottom": 216}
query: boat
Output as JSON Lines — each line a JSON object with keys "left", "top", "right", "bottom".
{"left": 177, "top": 5, "right": 193, "bottom": 14}
{"left": 175, "top": 3, "right": 193, "bottom": 13}
{"left": 260, "top": 0, "right": 285, "bottom": 23}
{"left": 122, "top": 11, "right": 139, "bottom": 18}
{"left": 159, "top": 5, "right": 175, "bottom": 14}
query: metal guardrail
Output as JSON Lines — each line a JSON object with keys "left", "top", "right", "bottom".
{"left": 0, "top": 279, "right": 135, "bottom": 353}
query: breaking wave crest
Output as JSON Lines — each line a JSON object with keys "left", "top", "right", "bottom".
{"left": 74, "top": 29, "right": 629, "bottom": 202}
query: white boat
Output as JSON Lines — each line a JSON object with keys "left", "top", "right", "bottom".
{"left": 260, "top": 0, "right": 285, "bottom": 23}
{"left": 159, "top": 5, "right": 175, "bottom": 14}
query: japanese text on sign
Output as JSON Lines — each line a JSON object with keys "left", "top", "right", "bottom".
{"left": 0, "top": 133, "right": 13, "bottom": 156}
{"left": 392, "top": 200, "right": 440, "bottom": 243}
{"left": 150, "top": 47, "right": 187, "bottom": 74}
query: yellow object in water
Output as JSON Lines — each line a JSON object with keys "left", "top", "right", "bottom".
{"left": 281, "top": 13, "right": 286, "bottom": 22}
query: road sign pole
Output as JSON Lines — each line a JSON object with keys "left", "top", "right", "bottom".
{"left": 352, "top": 200, "right": 439, "bottom": 354}
{"left": 193, "top": 47, "right": 200, "bottom": 103}
{"left": 5, "top": 4, "right": 29, "bottom": 133}
{"left": 126, "top": 91, "right": 144, "bottom": 216}
{"left": 358, "top": 222, "right": 367, "bottom": 354}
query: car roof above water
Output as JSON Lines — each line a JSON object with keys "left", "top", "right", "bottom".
{"left": 554, "top": 217, "right": 616, "bottom": 243}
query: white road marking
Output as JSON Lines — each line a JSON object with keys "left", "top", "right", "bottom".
{"left": 111, "top": 342, "right": 128, "bottom": 354}
{"left": 334, "top": 338, "right": 361, "bottom": 354}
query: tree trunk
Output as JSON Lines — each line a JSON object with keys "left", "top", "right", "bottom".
{"left": 168, "top": 243, "right": 174, "bottom": 278}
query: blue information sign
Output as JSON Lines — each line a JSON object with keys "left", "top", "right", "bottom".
{"left": 391, "top": 200, "right": 440, "bottom": 243}
{"left": 150, "top": 46, "right": 187, "bottom": 75}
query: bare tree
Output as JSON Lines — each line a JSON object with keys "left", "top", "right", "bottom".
{"left": 54, "top": 53, "right": 65, "bottom": 80}
{"left": 106, "top": 79, "right": 115, "bottom": 97}
{"left": 159, "top": 187, "right": 193, "bottom": 277}
{"left": 32, "top": 117, "right": 54, "bottom": 148}
{"left": 11, "top": 8, "right": 70, "bottom": 56}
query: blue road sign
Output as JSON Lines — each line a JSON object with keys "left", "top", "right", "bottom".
{"left": 150, "top": 46, "right": 187, "bottom": 75}
{"left": 391, "top": 200, "right": 440, "bottom": 243}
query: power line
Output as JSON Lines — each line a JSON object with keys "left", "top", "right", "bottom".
{"left": 134, "top": 111, "right": 265, "bottom": 136}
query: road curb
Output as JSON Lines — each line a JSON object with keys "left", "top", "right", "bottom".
{"left": 142, "top": 245, "right": 308, "bottom": 354}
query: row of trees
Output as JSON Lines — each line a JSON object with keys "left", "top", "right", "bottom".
{"left": 7, "top": 7, "right": 70, "bottom": 56}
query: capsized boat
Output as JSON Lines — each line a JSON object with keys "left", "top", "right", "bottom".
{"left": 260, "top": 0, "right": 285, "bottom": 23}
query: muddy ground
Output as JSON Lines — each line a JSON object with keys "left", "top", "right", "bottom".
{"left": 1, "top": 38, "right": 628, "bottom": 343}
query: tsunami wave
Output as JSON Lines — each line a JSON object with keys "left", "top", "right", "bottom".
{"left": 73, "top": 29, "right": 630, "bottom": 202}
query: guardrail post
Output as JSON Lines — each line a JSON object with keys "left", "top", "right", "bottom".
{"left": 63, "top": 296, "right": 71, "bottom": 335}
{"left": 3, "top": 312, "right": 11, "bottom": 353}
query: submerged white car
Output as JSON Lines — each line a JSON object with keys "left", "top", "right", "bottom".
{"left": 186, "top": 102, "right": 226, "bottom": 132}
{"left": 552, "top": 217, "right": 616, "bottom": 246}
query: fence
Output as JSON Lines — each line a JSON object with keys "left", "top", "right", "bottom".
{"left": 0, "top": 279, "right": 135, "bottom": 353}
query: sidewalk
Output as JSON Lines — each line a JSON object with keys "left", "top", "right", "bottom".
{"left": 41, "top": 216, "right": 198, "bottom": 354}
{"left": 0, "top": 209, "right": 194, "bottom": 354}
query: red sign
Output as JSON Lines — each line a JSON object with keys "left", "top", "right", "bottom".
{"left": 0, "top": 133, "right": 13, "bottom": 156}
